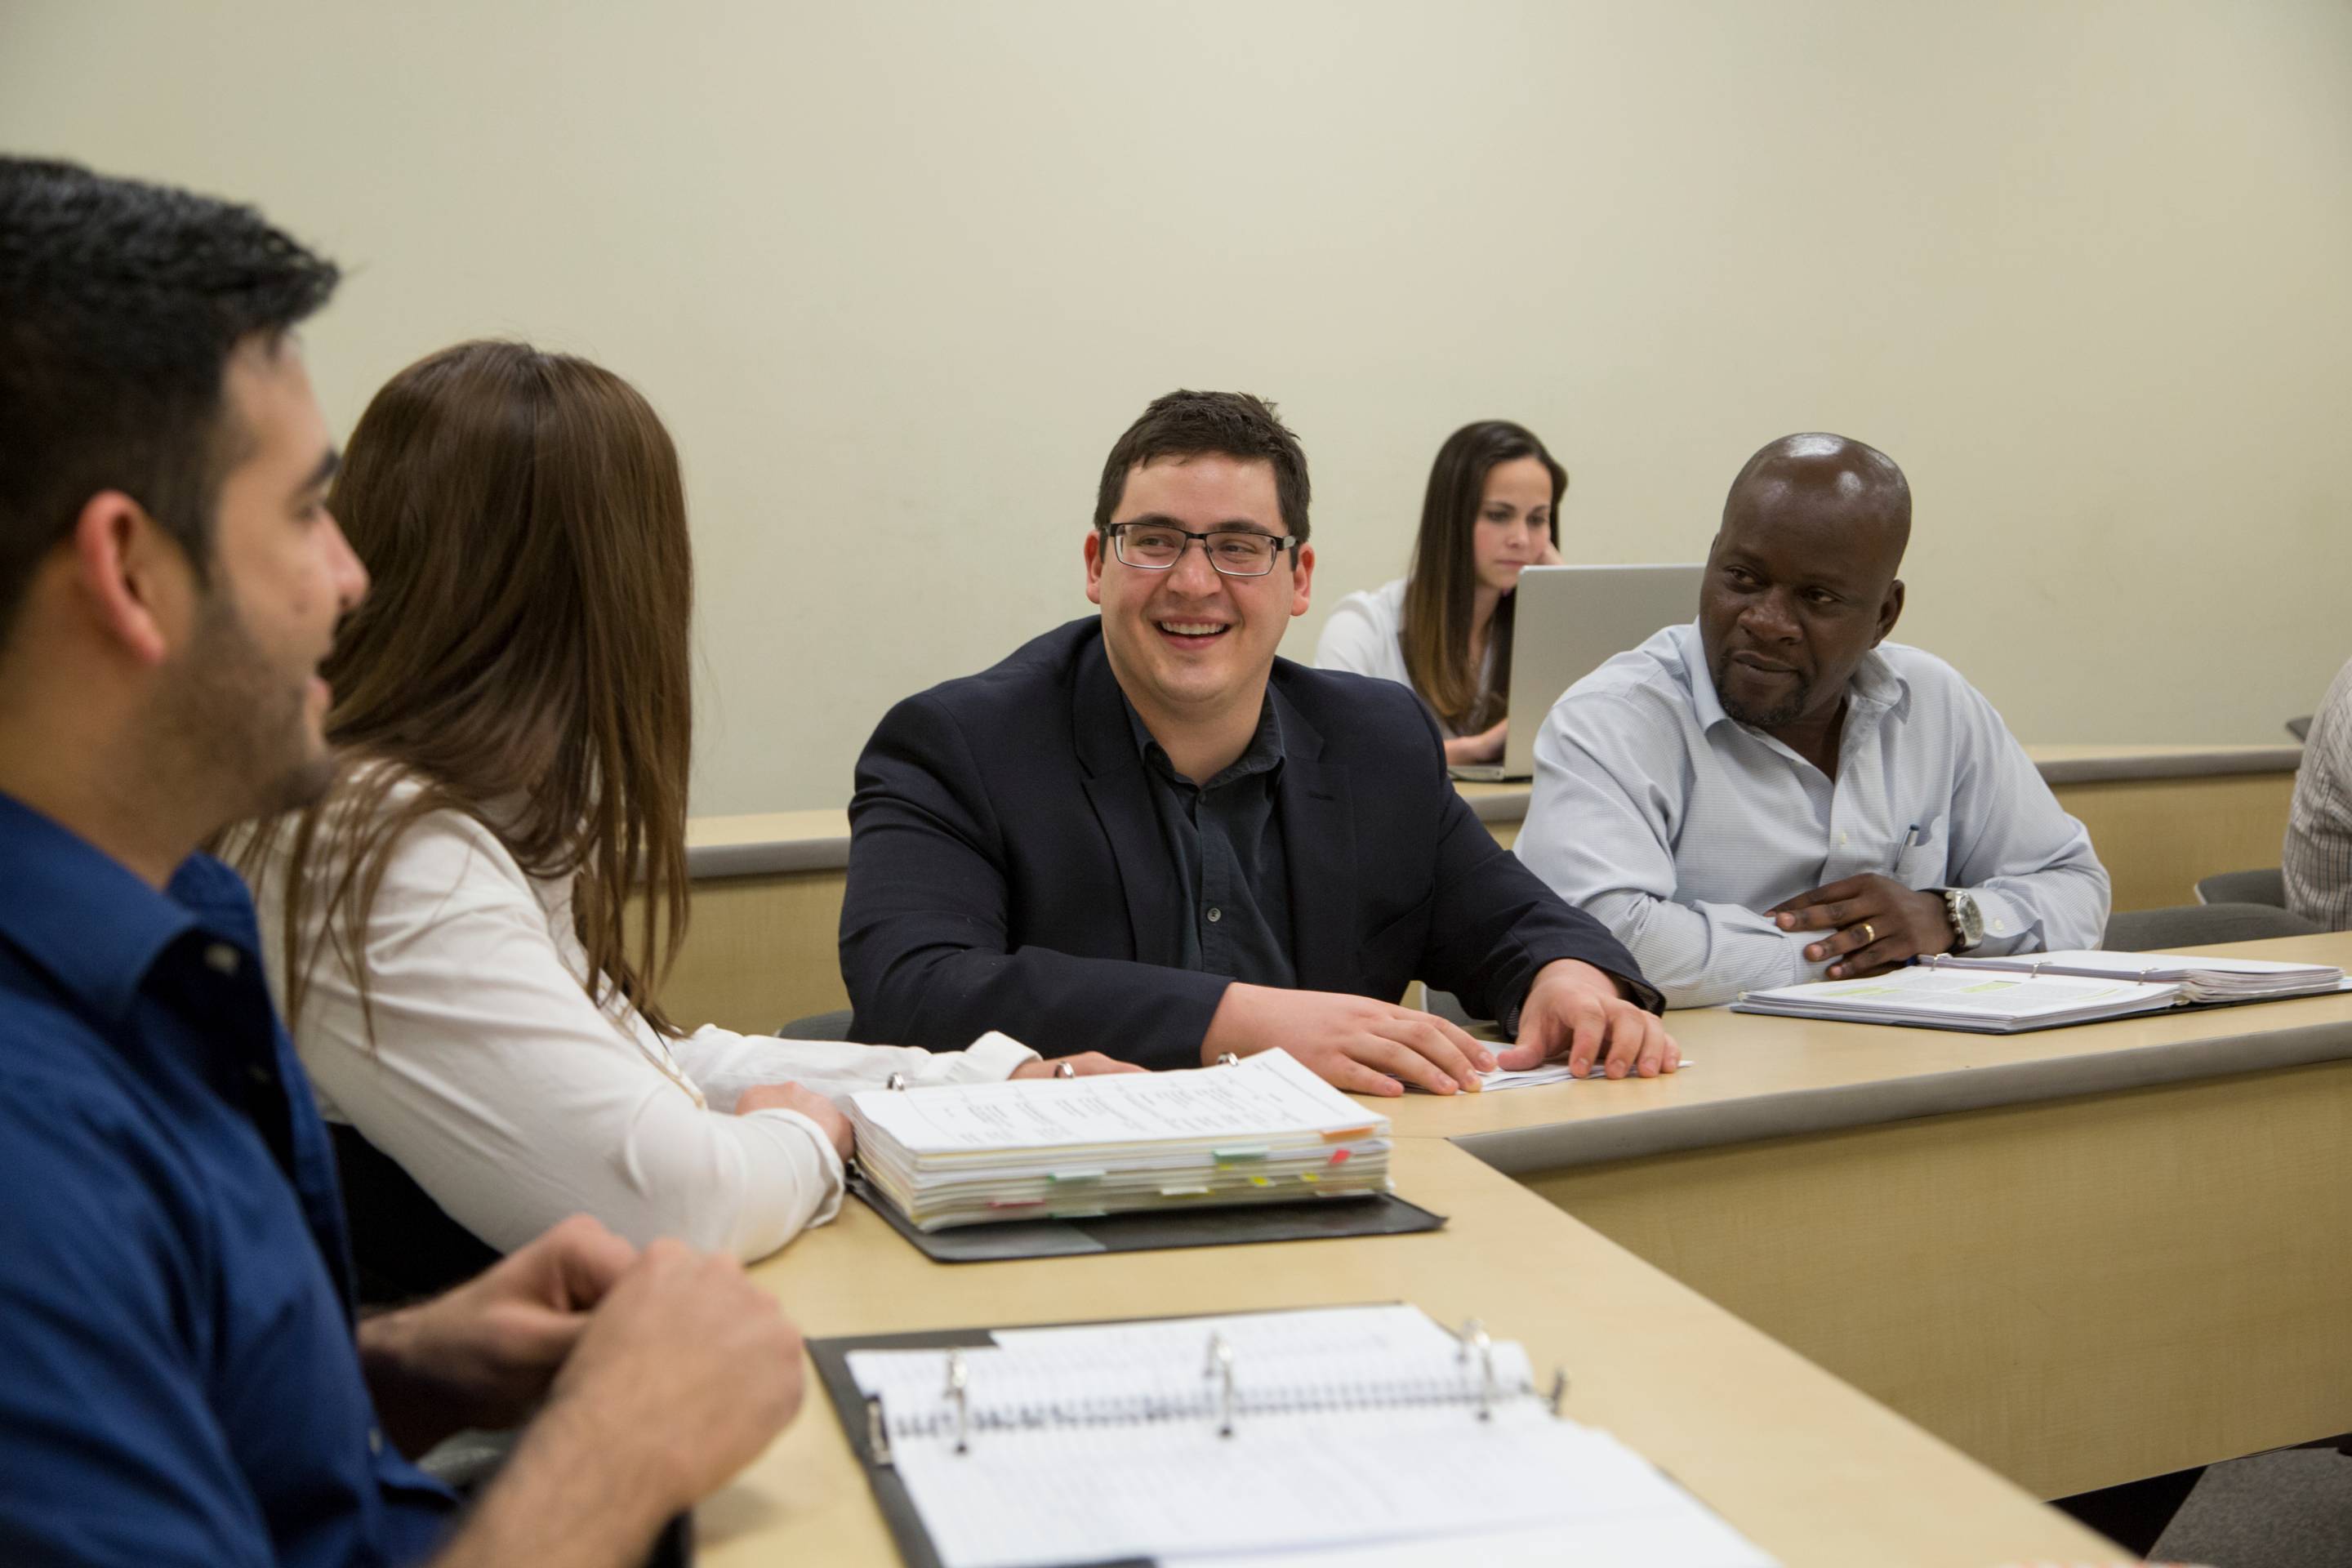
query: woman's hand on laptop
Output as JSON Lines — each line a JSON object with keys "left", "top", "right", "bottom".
{"left": 1443, "top": 719, "right": 1508, "bottom": 768}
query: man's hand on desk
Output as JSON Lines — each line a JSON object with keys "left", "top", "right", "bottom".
{"left": 1499, "top": 959, "right": 1679, "bottom": 1080}
{"left": 1200, "top": 982, "right": 1496, "bottom": 1097}
{"left": 1770, "top": 874, "right": 1953, "bottom": 978}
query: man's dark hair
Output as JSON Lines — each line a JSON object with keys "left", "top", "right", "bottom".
{"left": 0, "top": 158, "right": 341, "bottom": 644}
{"left": 1094, "top": 390, "right": 1312, "bottom": 544}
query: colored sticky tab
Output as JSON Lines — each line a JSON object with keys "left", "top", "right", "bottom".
{"left": 1047, "top": 1169, "right": 1106, "bottom": 1183}
{"left": 1299, "top": 1171, "right": 1320, "bottom": 1183}
{"left": 1250, "top": 1175, "right": 1272, "bottom": 1187}
{"left": 1321, "top": 1126, "right": 1378, "bottom": 1142}
{"left": 1328, "top": 1147, "right": 1352, "bottom": 1165}
{"left": 1213, "top": 1147, "right": 1269, "bottom": 1163}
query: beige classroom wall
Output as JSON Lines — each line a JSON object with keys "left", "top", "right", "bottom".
{"left": 6, "top": 2, "right": 2350, "bottom": 815}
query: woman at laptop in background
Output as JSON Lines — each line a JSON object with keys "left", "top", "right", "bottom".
{"left": 1315, "top": 420, "right": 1565, "bottom": 766}
{"left": 232, "top": 341, "right": 1130, "bottom": 1303}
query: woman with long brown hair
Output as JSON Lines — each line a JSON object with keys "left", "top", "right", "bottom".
{"left": 234, "top": 340, "right": 1125, "bottom": 1301}
{"left": 1316, "top": 420, "right": 1566, "bottom": 766}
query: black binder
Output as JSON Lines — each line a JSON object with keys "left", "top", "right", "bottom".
{"left": 849, "top": 1171, "right": 1446, "bottom": 1262}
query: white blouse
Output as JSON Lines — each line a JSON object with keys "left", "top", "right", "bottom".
{"left": 238, "top": 785, "right": 1036, "bottom": 1263}
{"left": 1314, "top": 577, "right": 1494, "bottom": 737}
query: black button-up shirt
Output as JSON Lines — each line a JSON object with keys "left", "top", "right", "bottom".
{"left": 1124, "top": 697, "right": 1298, "bottom": 988}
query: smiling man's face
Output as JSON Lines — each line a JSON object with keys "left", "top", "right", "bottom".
{"left": 1084, "top": 452, "right": 1312, "bottom": 733}
{"left": 1698, "top": 466, "right": 1904, "bottom": 734}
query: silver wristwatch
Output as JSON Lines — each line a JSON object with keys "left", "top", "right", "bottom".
{"left": 1942, "top": 888, "right": 1984, "bottom": 952}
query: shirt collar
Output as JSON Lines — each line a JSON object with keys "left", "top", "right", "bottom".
{"left": 1122, "top": 693, "right": 1287, "bottom": 791}
{"left": 1677, "top": 621, "right": 1911, "bottom": 733}
{"left": 0, "top": 791, "right": 205, "bottom": 1026}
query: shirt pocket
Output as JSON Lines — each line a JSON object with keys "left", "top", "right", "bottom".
{"left": 1892, "top": 816, "right": 1949, "bottom": 888}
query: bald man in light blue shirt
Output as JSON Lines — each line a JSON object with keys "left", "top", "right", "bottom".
{"left": 1515, "top": 434, "right": 2109, "bottom": 1009}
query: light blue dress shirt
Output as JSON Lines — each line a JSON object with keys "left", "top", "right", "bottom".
{"left": 1515, "top": 622, "right": 2110, "bottom": 1008}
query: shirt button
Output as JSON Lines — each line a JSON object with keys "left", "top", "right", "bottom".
{"left": 247, "top": 1063, "right": 275, "bottom": 1089}
{"left": 204, "top": 943, "right": 241, "bottom": 977}
{"left": 1205, "top": 906, "right": 1223, "bottom": 924}
{"left": 368, "top": 1427, "right": 384, "bottom": 1456}
{"left": 1992, "top": 920, "right": 2007, "bottom": 934}
{"left": 1838, "top": 831, "right": 1849, "bottom": 847}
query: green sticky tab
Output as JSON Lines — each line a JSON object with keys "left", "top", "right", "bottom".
{"left": 1213, "top": 1147, "right": 1269, "bottom": 1162}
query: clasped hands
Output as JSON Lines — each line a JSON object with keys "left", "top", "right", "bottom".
{"left": 1770, "top": 874, "right": 1956, "bottom": 978}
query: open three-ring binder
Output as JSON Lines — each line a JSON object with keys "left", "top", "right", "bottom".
{"left": 810, "top": 1303, "right": 1778, "bottom": 1568}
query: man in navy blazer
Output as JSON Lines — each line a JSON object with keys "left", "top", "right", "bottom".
{"left": 843, "top": 391, "right": 1677, "bottom": 1094}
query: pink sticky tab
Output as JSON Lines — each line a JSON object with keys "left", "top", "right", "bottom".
{"left": 1328, "top": 1147, "right": 1352, "bottom": 1165}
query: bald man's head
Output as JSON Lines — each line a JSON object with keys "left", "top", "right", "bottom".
{"left": 1722, "top": 433, "right": 1911, "bottom": 570}
{"left": 1699, "top": 433, "right": 1911, "bottom": 737}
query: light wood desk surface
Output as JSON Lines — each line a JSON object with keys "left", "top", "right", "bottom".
{"left": 1382, "top": 933, "right": 2352, "bottom": 1500}
{"left": 702, "top": 1137, "right": 2114, "bottom": 1567}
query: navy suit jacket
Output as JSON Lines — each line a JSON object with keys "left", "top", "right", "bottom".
{"left": 842, "top": 618, "right": 1659, "bottom": 1069}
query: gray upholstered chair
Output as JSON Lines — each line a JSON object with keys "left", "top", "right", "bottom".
{"left": 778, "top": 1008, "right": 857, "bottom": 1040}
{"left": 2103, "top": 902, "right": 2323, "bottom": 951}
{"left": 2194, "top": 867, "right": 2287, "bottom": 907}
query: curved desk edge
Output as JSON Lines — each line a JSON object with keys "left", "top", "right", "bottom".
{"left": 682, "top": 746, "right": 2301, "bottom": 880}
{"left": 1452, "top": 1017, "right": 2352, "bottom": 1175}
{"left": 687, "top": 835, "right": 852, "bottom": 879}
{"left": 2034, "top": 745, "right": 2302, "bottom": 786}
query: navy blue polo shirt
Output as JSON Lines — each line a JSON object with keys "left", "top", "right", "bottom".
{"left": 0, "top": 792, "right": 454, "bottom": 1566}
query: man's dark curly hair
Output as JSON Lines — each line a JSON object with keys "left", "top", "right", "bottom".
{"left": 1094, "top": 389, "right": 1312, "bottom": 545}
{"left": 0, "top": 158, "right": 341, "bottom": 644}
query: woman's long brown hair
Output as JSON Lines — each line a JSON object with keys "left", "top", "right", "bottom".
{"left": 243, "top": 340, "right": 693, "bottom": 1038}
{"left": 1400, "top": 420, "right": 1566, "bottom": 733}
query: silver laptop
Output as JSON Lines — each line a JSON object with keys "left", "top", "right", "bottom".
{"left": 1450, "top": 563, "right": 1704, "bottom": 782}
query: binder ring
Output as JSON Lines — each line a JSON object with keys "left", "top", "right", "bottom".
{"left": 945, "top": 1350, "right": 970, "bottom": 1454}
{"left": 1206, "top": 1334, "right": 1236, "bottom": 1437}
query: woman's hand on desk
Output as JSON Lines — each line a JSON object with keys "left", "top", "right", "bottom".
{"left": 1011, "top": 1053, "right": 1146, "bottom": 1080}
{"left": 738, "top": 1082, "right": 853, "bottom": 1160}
{"left": 1501, "top": 960, "right": 1680, "bottom": 1080}
{"left": 1443, "top": 719, "right": 1508, "bottom": 767}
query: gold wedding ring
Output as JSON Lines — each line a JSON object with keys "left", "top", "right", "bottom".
{"left": 1860, "top": 921, "right": 1878, "bottom": 946}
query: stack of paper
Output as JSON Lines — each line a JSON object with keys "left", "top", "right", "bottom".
{"left": 1731, "top": 967, "right": 2182, "bottom": 1032}
{"left": 846, "top": 1049, "right": 1392, "bottom": 1231}
{"left": 1923, "top": 949, "right": 2345, "bottom": 1003}
{"left": 844, "top": 1304, "right": 1776, "bottom": 1568}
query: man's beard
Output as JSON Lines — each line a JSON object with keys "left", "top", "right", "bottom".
{"left": 153, "top": 584, "right": 336, "bottom": 826}
{"left": 1710, "top": 649, "right": 1813, "bottom": 730}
